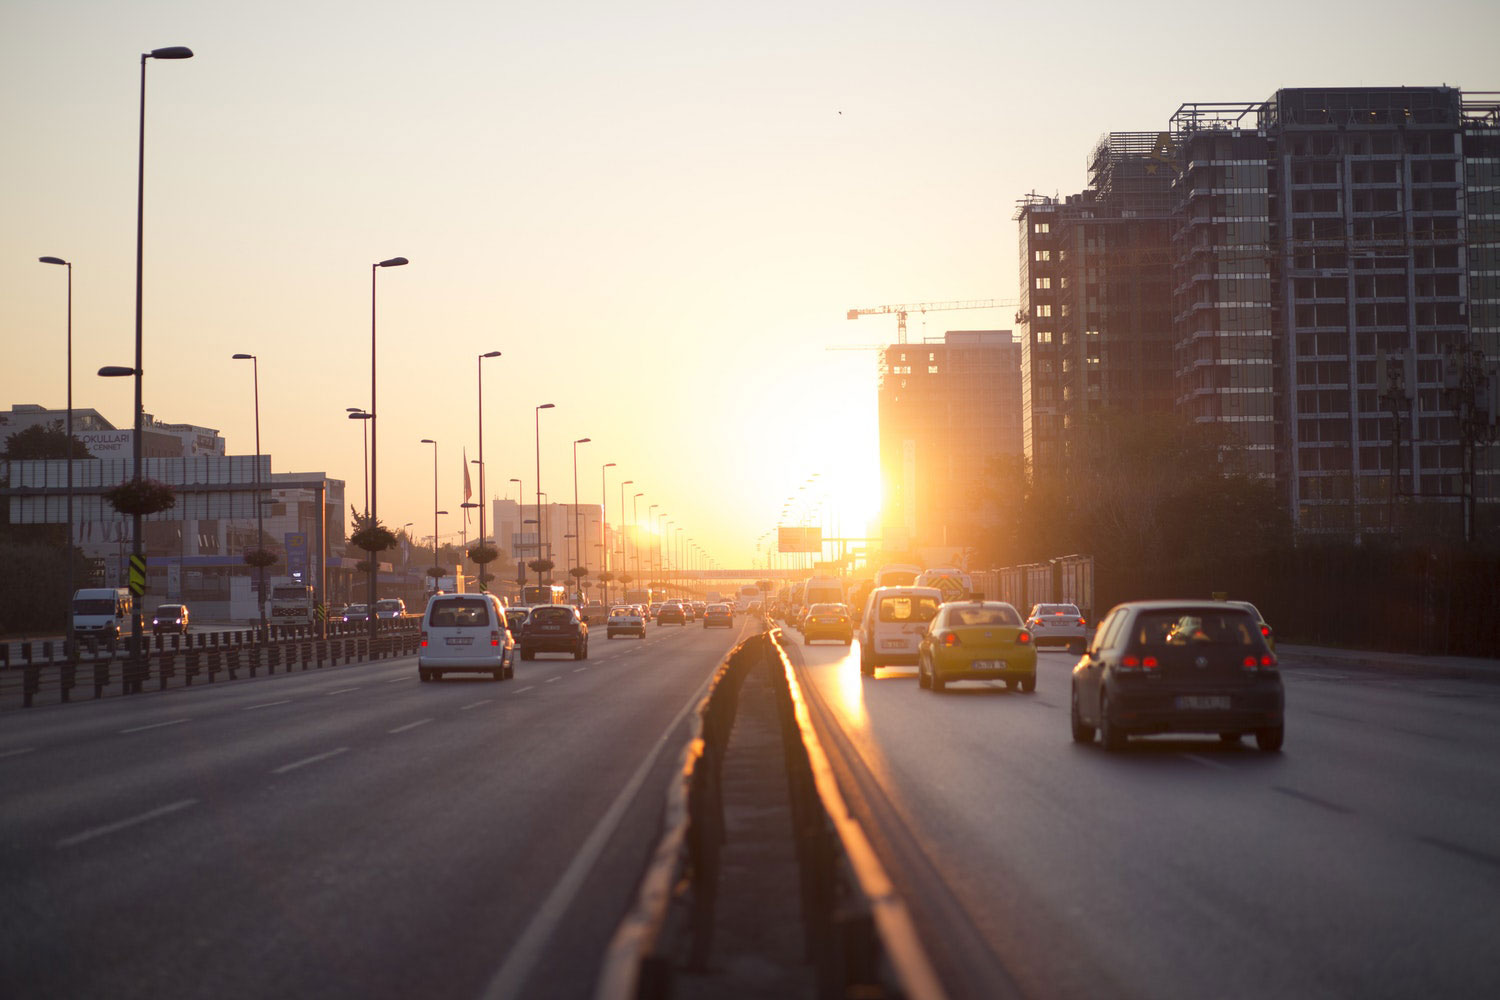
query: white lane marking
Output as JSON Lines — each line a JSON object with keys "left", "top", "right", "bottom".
{"left": 460, "top": 699, "right": 493, "bottom": 711}
{"left": 326, "top": 686, "right": 361, "bottom": 695}
{"left": 573, "top": 668, "right": 588, "bottom": 673}
{"left": 479, "top": 664, "right": 714, "bottom": 1000}
{"left": 514, "top": 686, "right": 535, "bottom": 693}
{"left": 0, "top": 747, "right": 37, "bottom": 759}
{"left": 272, "top": 747, "right": 350, "bottom": 774}
{"left": 57, "top": 798, "right": 198, "bottom": 849}
{"left": 1184, "top": 754, "right": 1232, "bottom": 771}
{"left": 388, "top": 718, "right": 434, "bottom": 734}
{"left": 545, "top": 677, "right": 560, "bottom": 684}
{"left": 119, "top": 718, "right": 190, "bottom": 734}
{"left": 387, "top": 677, "right": 409, "bottom": 684}
{"left": 243, "top": 700, "right": 292, "bottom": 711}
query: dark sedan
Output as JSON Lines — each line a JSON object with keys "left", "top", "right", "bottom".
{"left": 519, "top": 604, "right": 588, "bottom": 660}
{"left": 1071, "top": 600, "right": 1283, "bottom": 752}
{"left": 656, "top": 604, "right": 686, "bottom": 626}
{"left": 701, "top": 603, "right": 733, "bottom": 629}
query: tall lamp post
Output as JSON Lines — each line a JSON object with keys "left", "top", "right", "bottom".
{"left": 421, "top": 438, "right": 440, "bottom": 593}
{"left": 601, "top": 463, "right": 616, "bottom": 604}
{"left": 118, "top": 44, "right": 194, "bottom": 692}
{"left": 231, "top": 353, "right": 266, "bottom": 634}
{"left": 509, "top": 477, "right": 524, "bottom": 587}
{"left": 476, "top": 351, "right": 501, "bottom": 589}
{"left": 367, "top": 255, "right": 408, "bottom": 641}
{"left": 347, "top": 408, "right": 370, "bottom": 513}
{"left": 647, "top": 504, "right": 658, "bottom": 587}
{"left": 533, "top": 403, "right": 554, "bottom": 590}
{"left": 39, "top": 256, "right": 74, "bottom": 645}
{"left": 571, "top": 437, "right": 590, "bottom": 596}
{"left": 632, "top": 492, "right": 644, "bottom": 594}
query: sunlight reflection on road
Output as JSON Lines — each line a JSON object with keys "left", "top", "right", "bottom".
{"left": 829, "top": 641, "right": 866, "bottom": 729}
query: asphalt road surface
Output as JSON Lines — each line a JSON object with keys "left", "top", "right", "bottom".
{"left": 788, "top": 636, "right": 1500, "bottom": 1000}
{"left": 0, "top": 616, "right": 757, "bottom": 1000}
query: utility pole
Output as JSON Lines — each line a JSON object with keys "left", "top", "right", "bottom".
{"left": 1442, "top": 346, "right": 1500, "bottom": 545}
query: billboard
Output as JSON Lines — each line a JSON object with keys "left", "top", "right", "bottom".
{"left": 778, "top": 526, "right": 822, "bottom": 553}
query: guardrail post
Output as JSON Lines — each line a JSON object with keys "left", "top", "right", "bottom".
{"left": 185, "top": 650, "right": 199, "bottom": 685}
{"left": 61, "top": 641, "right": 77, "bottom": 703}
{"left": 157, "top": 650, "right": 172, "bottom": 690}
{"left": 208, "top": 649, "right": 221, "bottom": 683}
{"left": 93, "top": 651, "right": 110, "bottom": 699}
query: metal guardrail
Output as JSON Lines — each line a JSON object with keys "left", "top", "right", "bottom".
{"left": 595, "top": 627, "right": 946, "bottom": 1000}
{"left": 0, "top": 621, "right": 422, "bottom": 710}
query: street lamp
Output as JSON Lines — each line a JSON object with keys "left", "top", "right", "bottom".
{"left": 40, "top": 256, "right": 75, "bottom": 646}
{"left": 632, "top": 492, "right": 644, "bottom": 594}
{"left": 509, "top": 476, "right": 524, "bottom": 587}
{"left": 534, "top": 403, "right": 554, "bottom": 590}
{"left": 476, "top": 350, "right": 501, "bottom": 590}
{"left": 601, "top": 463, "right": 617, "bottom": 604}
{"left": 347, "top": 408, "right": 371, "bottom": 513}
{"left": 647, "top": 503, "right": 658, "bottom": 586}
{"left": 120, "top": 43, "right": 193, "bottom": 692}
{"left": 232, "top": 353, "right": 267, "bottom": 634}
{"left": 368, "top": 254, "right": 408, "bottom": 641}
{"left": 421, "top": 438, "right": 439, "bottom": 593}
{"left": 571, "top": 437, "right": 590, "bottom": 596}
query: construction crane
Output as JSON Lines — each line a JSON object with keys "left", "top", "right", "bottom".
{"left": 846, "top": 298, "right": 1018, "bottom": 344}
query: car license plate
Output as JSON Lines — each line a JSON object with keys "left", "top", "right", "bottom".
{"left": 445, "top": 637, "right": 473, "bottom": 646}
{"left": 882, "top": 639, "right": 905, "bottom": 649}
{"left": 1176, "top": 695, "right": 1231, "bottom": 710}
{"left": 971, "top": 660, "right": 1000, "bottom": 670}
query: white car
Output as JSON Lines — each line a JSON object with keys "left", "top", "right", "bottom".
{"left": 858, "top": 586, "right": 944, "bottom": 677}
{"left": 1025, "top": 603, "right": 1089, "bottom": 652}
{"left": 418, "top": 593, "right": 515, "bottom": 682}
{"left": 606, "top": 606, "right": 646, "bottom": 639}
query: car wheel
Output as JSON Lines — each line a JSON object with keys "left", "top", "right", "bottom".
{"left": 1099, "top": 694, "right": 1127, "bottom": 751}
{"left": 1070, "top": 686, "right": 1094, "bottom": 743}
{"left": 1255, "top": 726, "right": 1284, "bottom": 753}
{"left": 931, "top": 671, "right": 945, "bottom": 693}
{"left": 859, "top": 650, "right": 874, "bottom": 677}
{"left": 1020, "top": 676, "right": 1036, "bottom": 693}
{"left": 918, "top": 657, "right": 930, "bottom": 689}
{"left": 574, "top": 643, "right": 584, "bottom": 661}
{"left": 504, "top": 662, "right": 514, "bottom": 680}
{"left": 430, "top": 670, "right": 443, "bottom": 682}
{"left": 419, "top": 668, "right": 431, "bottom": 682}
{"left": 491, "top": 668, "right": 504, "bottom": 681}
{"left": 521, "top": 648, "right": 534, "bottom": 661}
{"left": 1219, "top": 732, "right": 1244, "bottom": 744}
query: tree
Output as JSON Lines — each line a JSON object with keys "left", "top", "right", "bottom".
{"left": 348, "top": 506, "right": 397, "bottom": 554}
{"left": 0, "top": 422, "right": 91, "bottom": 461}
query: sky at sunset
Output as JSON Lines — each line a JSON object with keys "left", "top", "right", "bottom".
{"left": 3, "top": 0, "right": 1496, "bottom": 566}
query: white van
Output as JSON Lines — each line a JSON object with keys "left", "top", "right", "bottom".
{"left": 858, "top": 586, "right": 943, "bottom": 676}
{"left": 418, "top": 593, "right": 515, "bottom": 682}
{"left": 72, "top": 588, "right": 132, "bottom": 644}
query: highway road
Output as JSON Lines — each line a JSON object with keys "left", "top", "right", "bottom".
{"left": 0, "top": 617, "right": 757, "bottom": 1000}
{"left": 787, "top": 635, "right": 1500, "bottom": 999}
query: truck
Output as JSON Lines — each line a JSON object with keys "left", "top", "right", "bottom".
{"left": 269, "top": 584, "right": 315, "bottom": 626}
{"left": 915, "top": 566, "right": 974, "bottom": 604}
{"left": 623, "top": 588, "right": 655, "bottom": 609}
{"left": 72, "top": 587, "right": 132, "bottom": 644}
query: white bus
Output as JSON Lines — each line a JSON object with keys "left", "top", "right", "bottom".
{"left": 735, "top": 585, "right": 762, "bottom": 611}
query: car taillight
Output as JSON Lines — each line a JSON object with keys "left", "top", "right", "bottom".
{"left": 1142, "top": 655, "right": 1159, "bottom": 669}
{"left": 1077, "top": 618, "right": 1087, "bottom": 627}
{"left": 1261, "top": 624, "right": 1273, "bottom": 638}
{"left": 1017, "top": 630, "right": 1031, "bottom": 644}
{"left": 940, "top": 631, "right": 960, "bottom": 647}
{"left": 491, "top": 630, "right": 501, "bottom": 647}
{"left": 420, "top": 632, "right": 428, "bottom": 647}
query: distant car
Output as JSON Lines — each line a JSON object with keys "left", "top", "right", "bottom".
{"left": 504, "top": 606, "right": 532, "bottom": 633}
{"left": 802, "top": 603, "right": 853, "bottom": 645}
{"left": 519, "top": 604, "right": 588, "bottom": 660}
{"left": 681, "top": 603, "right": 697, "bottom": 623}
{"left": 702, "top": 603, "right": 733, "bottom": 629}
{"left": 918, "top": 600, "right": 1035, "bottom": 692}
{"left": 375, "top": 598, "right": 407, "bottom": 620}
{"left": 607, "top": 606, "right": 646, "bottom": 639}
{"left": 691, "top": 601, "right": 706, "bottom": 617}
{"left": 418, "top": 593, "right": 514, "bottom": 682}
{"left": 151, "top": 603, "right": 190, "bottom": 636}
{"left": 748, "top": 600, "right": 764, "bottom": 616}
{"left": 1025, "top": 603, "right": 1089, "bottom": 652}
{"left": 1071, "top": 600, "right": 1284, "bottom": 752}
{"left": 1225, "top": 600, "right": 1276, "bottom": 653}
{"left": 656, "top": 603, "right": 686, "bottom": 626}
{"left": 343, "top": 604, "right": 370, "bottom": 623}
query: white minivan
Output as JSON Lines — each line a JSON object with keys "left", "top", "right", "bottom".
{"left": 418, "top": 593, "right": 515, "bottom": 682}
{"left": 858, "top": 586, "right": 943, "bottom": 676}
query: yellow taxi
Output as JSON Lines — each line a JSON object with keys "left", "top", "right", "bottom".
{"left": 801, "top": 602, "right": 854, "bottom": 645}
{"left": 917, "top": 600, "right": 1037, "bottom": 693}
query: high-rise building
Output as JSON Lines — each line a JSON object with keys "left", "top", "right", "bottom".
{"left": 878, "top": 330, "right": 1021, "bottom": 548}
{"left": 1170, "top": 87, "right": 1500, "bottom": 535}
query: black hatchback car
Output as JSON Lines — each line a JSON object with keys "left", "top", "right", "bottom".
{"left": 519, "top": 604, "right": 588, "bottom": 660}
{"left": 1071, "top": 600, "right": 1284, "bottom": 752}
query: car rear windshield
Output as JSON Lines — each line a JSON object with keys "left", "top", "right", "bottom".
{"left": 530, "top": 606, "right": 574, "bottom": 625}
{"left": 1037, "top": 604, "right": 1079, "bottom": 616}
{"left": 878, "top": 595, "right": 940, "bottom": 623}
{"left": 611, "top": 607, "right": 635, "bottom": 615}
{"left": 1134, "top": 610, "right": 1258, "bottom": 648}
{"left": 952, "top": 605, "right": 1021, "bottom": 627}
{"left": 376, "top": 600, "right": 403, "bottom": 611}
{"left": 809, "top": 604, "right": 845, "bottom": 615}
{"left": 155, "top": 605, "right": 185, "bottom": 615}
{"left": 427, "top": 598, "right": 491, "bottom": 628}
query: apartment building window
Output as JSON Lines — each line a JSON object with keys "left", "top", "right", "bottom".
{"left": 1034, "top": 250, "right": 1051, "bottom": 261}
{"left": 1035, "top": 277, "right": 1052, "bottom": 290}
{"left": 1034, "top": 222, "right": 1050, "bottom": 234}
{"left": 1036, "top": 304, "right": 1052, "bottom": 317}
{"left": 1036, "top": 330, "right": 1053, "bottom": 343}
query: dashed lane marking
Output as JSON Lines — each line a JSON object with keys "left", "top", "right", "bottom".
{"left": 57, "top": 798, "right": 199, "bottom": 849}
{"left": 0, "top": 747, "right": 37, "bottom": 759}
{"left": 272, "top": 747, "right": 350, "bottom": 775}
{"left": 460, "top": 699, "right": 494, "bottom": 710}
{"left": 243, "top": 700, "right": 292, "bottom": 711}
{"left": 388, "top": 718, "right": 434, "bottom": 734}
{"left": 326, "top": 687, "right": 361, "bottom": 696}
{"left": 514, "top": 686, "right": 535, "bottom": 693}
{"left": 120, "top": 718, "right": 190, "bottom": 734}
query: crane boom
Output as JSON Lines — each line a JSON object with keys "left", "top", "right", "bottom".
{"left": 846, "top": 298, "right": 1018, "bottom": 343}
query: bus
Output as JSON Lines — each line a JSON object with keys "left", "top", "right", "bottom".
{"left": 735, "top": 584, "right": 762, "bottom": 611}
{"left": 521, "top": 584, "right": 568, "bottom": 606}
{"left": 802, "top": 576, "right": 844, "bottom": 610}
{"left": 269, "top": 584, "right": 315, "bottom": 626}
{"left": 874, "top": 563, "right": 922, "bottom": 588}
